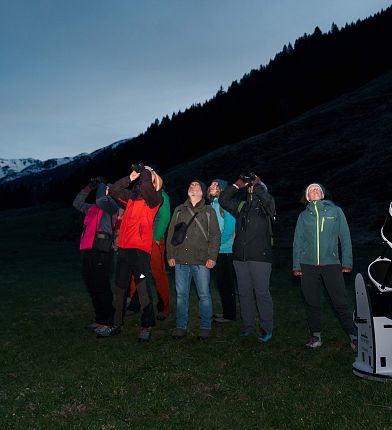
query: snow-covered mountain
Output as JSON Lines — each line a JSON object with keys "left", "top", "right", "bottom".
{"left": 0, "top": 139, "right": 130, "bottom": 184}
{"left": 0, "top": 155, "right": 85, "bottom": 183}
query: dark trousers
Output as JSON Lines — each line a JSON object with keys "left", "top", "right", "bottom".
{"left": 128, "top": 239, "right": 170, "bottom": 314}
{"left": 233, "top": 260, "right": 273, "bottom": 333}
{"left": 301, "top": 264, "right": 355, "bottom": 336}
{"left": 114, "top": 248, "right": 155, "bottom": 328}
{"left": 214, "top": 253, "right": 236, "bottom": 320}
{"left": 81, "top": 249, "right": 114, "bottom": 326}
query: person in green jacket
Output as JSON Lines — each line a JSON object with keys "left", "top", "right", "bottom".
{"left": 292, "top": 183, "right": 357, "bottom": 350}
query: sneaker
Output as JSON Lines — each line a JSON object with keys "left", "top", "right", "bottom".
{"left": 156, "top": 312, "right": 168, "bottom": 321}
{"left": 350, "top": 338, "right": 358, "bottom": 352}
{"left": 198, "top": 328, "right": 211, "bottom": 340}
{"left": 306, "top": 336, "right": 322, "bottom": 349}
{"left": 172, "top": 328, "right": 187, "bottom": 340}
{"left": 86, "top": 322, "right": 104, "bottom": 332}
{"left": 213, "top": 313, "right": 223, "bottom": 319}
{"left": 96, "top": 325, "right": 121, "bottom": 337}
{"left": 138, "top": 327, "right": 152, "bottom": 343}
{"left": 257, "top": 332, "right": 273, "bottom": 343}
{"left": 214, "top": 316, "right": 233, "bottom": 323}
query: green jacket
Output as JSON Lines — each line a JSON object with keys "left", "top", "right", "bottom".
{"left": 166, "top": 198, "right": 221, "bottom": 265}
{"left": 293, "top": 200, "right": 352, "bottom": 270}
{"left": 153, "top": 190, "right": 170, "bottom": 241}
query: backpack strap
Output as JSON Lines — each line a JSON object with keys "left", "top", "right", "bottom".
{"left": 188, "top": 207, "right": 208, "bottom": 241}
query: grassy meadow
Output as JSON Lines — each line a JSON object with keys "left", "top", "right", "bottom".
{"left": 1, "top": 205, "right": 392, "bottom": 429}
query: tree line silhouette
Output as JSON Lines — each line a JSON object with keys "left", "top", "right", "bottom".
{"left": 1, "top": 6, "right": 392, "bottom": 209}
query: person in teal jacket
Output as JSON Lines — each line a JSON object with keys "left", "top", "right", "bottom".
{"left": 292, "top": 183, "right": 357, "bottom": 350}
{"left": 208, "top": 179, "right": 237, "bottom": 322}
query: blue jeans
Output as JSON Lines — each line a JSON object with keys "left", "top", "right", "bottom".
{"left": 175, "top": 264, "right": 212, "bottom": 330}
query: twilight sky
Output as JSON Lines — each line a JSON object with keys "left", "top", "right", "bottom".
{"left": 1, "top": 0, "right": 391, "bottom": 160}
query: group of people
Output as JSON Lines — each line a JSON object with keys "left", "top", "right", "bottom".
{"left": 73, "top": 164, "right": 357, "bottom": 350}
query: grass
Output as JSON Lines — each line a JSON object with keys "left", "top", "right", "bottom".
{"left": 1, "top": 205, "right": 392, "bottom": 429}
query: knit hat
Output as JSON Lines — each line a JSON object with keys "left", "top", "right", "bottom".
{"left": 212, "top": 179, "right": 228, "bottom": 190}
{"left": 305, "top": 183, "right": 325, "bottom": 202}
{"left": 192, "top": 180, "right": 207, "bottom": 197}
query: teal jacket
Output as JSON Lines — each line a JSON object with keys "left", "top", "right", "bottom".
{"left": 211, "top": 197, "right": 236, "bottom": 253}
{"left": 293, "top": 200, "right": 352, "bottom": 270}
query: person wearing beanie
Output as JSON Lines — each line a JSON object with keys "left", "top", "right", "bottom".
{"left": 292, "top": 182, "right": 357, "bottom": 351}
{"left": 192, "top": 180, "right": 208, "bottom": 199}
{"left": 305, "top": 183, "right": 325, "bottom": 202}
{"left": 208, "top": 179, "right": 237, "bottom": 322}
{"left": 219, "top": 173, "right": 275, "bottom": 344}
{"left": 73, "top": 178, "right": 119, "bottom": 335}
{"left": 107, "top": 165, "right": 163, "bottom": 342}
{"left": 166, "top": 180, "right": 221, "bottom": 340}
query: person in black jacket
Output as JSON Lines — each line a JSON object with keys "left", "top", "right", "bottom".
{"left": 219, "top": 174, "right": 275, "bottom": 343}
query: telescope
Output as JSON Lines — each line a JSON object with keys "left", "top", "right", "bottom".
{"left": 353, "top": 202, "right": 392, "bottom": 381}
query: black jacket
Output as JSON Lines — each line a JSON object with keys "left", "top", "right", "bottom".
{"left": 219, "top": 184, "right": 274, "bottom": 263}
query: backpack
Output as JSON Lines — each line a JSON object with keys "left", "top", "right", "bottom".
{"left": 80, "top": 206, "right": 118, "bottom": 252}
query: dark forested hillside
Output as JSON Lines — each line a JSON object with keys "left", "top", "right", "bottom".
{"left": 163, "top": 70, "right": 392, "bottom": 244}
{"left": 1, "top": 5, "right": 392, "bottom": 209}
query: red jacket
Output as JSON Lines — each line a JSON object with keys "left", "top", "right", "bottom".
{"left": 118, "top": 199, "right": 159, "bottom": 253}
{"left": 109, "top": 170, "right": 162, "bottom": 254}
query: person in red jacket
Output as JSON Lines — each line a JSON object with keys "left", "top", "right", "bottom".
{"left": 106, "top": 164, "right": 163, "bottom": 342}
{"left": 127, "top": 189, "right": 171, "bottom": 320}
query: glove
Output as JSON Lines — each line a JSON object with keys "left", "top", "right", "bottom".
{"left": 292, "top": 270, "right": 302, "bottom": 277}
{"left": 342, "top": 267, "right": 352, "bottom": 273}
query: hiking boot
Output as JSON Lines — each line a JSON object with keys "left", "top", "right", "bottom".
{"left": 350, "top": 338, "right": 358, "bottom": 352}
{"left": 198, "top": 328, "right": 211, "bottom": 340}
{"left": 156, "top": 312, "right": 168, "bottom": 321}
{"left": 138, "top": 327, "right": 152, "bottom": 343}
{"left": 214, "top": 316, "right": 233, "bottom": 323}
{"left": 96, "top": 325, "right": 121, "bottom": 337}
{"left": 257, "top": 332, "right": 273, "bottom": 343}
{"left": 172, "top": 328, "right": 187, "bottom": 340}
{"left": 306, "top": 336, "right": 322, "bottom": 349}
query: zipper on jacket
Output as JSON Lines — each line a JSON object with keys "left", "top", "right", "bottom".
{"left": 314, "top": 201, "right": 320, "bottom": 265}
{"left": 321, "top": 216, "right": 325, "bottom": 232}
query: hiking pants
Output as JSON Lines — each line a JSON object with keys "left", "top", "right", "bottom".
{"left": 233, "top": 260, "right": 273, "bottom": 333}
{"left": 214, "top": 253, "right": 236, "bottom": 320}
{"left": 300, "top": 264, "right": 355, "bottom": 336}
{"left": 81, "top": 249, "right": 114, "bottom": 326}
{"left": 128, "top": 239, "right": 170, "bottom": 315}
{"left": 114, "top": 248, "right": 155, "bottom": 328}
